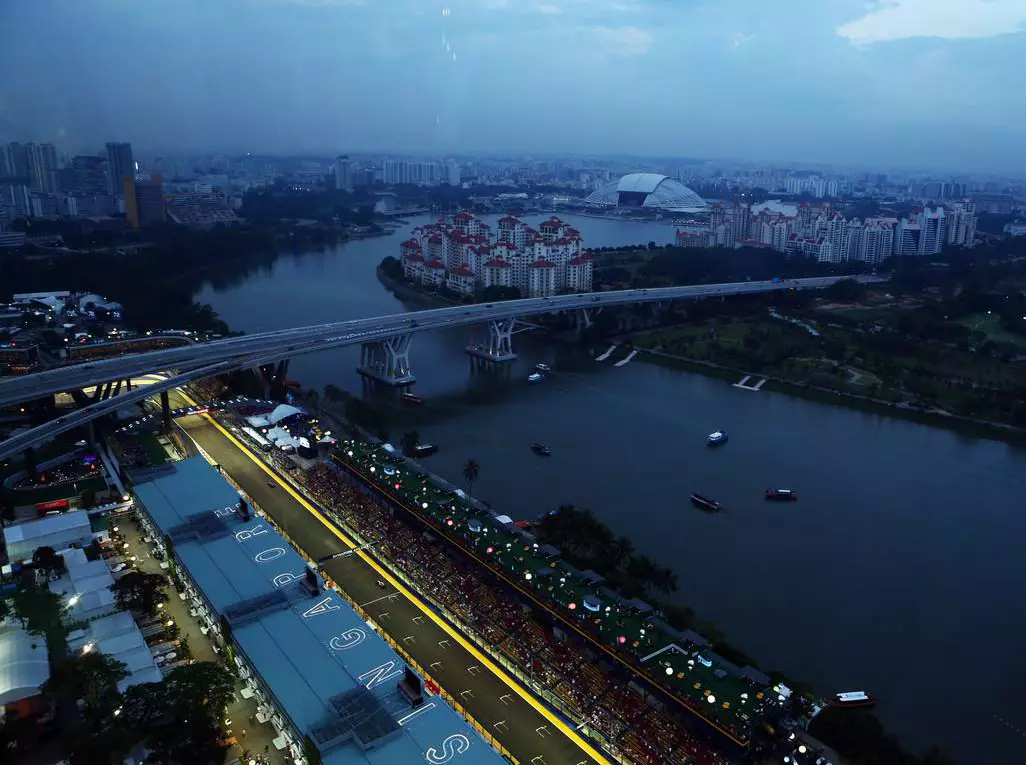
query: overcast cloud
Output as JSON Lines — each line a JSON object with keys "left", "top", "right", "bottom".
{"left": 0, "top": 0, "right": 1023, "bottom": 172}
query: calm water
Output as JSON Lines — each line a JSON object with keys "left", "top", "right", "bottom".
{"left": 196, "top": 214, "right": 1026, "bottom": 763}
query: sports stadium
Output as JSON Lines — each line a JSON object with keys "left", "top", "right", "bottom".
{"left": 584, "top": 172, "right": 707, "bottom": 213}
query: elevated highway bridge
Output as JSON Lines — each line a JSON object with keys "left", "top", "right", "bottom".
{"left": 0, "top": 275, "right": 882, "bottom": 459}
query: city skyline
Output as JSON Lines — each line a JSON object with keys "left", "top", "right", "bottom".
{"left": 1, "top": 0, "right": 1024, "bottom": 174}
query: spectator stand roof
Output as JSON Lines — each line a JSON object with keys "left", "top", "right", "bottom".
{"left": 3, "top": 510, "right": 91, "bottom": 546}
{"left": 133, "top": 457, "right": 503, "bottom": 765}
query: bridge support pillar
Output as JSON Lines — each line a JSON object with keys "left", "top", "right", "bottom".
{"left": 358, "top": 334, "right": 416, "bottom": 386}
{"left": 575, "top": 308, "right": 598, "bottom": 332}
{"left": 465, "top": 318, "right": 517, "bottom": 362}
{"left": 160, "top": 391, "right": 171, "bottom": 434}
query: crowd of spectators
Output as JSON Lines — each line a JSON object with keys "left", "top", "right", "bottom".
{"left": 299, "top": 462, "right": 729, "bottom": 765}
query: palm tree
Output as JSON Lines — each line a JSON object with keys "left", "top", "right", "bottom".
{"left": 400, "top": 430, "right": 420, "bottom": 456}
{"left": 611, "top": 536, "right": 635, "bottom": 569}
{"left": 461, "top": 459, "right": 480, "bottom": 507}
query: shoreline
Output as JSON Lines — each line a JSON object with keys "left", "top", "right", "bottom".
{"left": 635, "top": 346, "right": 1026, "bottom": 444}
{"left": 377, "top": 263, "right": 1024, "bottom": 443}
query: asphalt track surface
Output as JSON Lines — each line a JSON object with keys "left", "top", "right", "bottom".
{"left": 175, "top": 410, "right": 607, "bottom": 765}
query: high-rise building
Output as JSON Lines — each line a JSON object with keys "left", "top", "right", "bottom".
{"left": 2, "top": 143, "right": 30, "bottom": 179}
{"left": 916, "top": 207, "right": 945, "bottom": 255}
{"left": 946, "top": 201, "right": 977, "bottom": 248}
{"left": 125, "top": 175, "right": 165, "bottom": 228}
{"left": 70, "top": 156, "right": 108, "bottom": 195}
{"left": 334, "top": 155, "right": 352, "bottom": 192}
{"left": 447, "top": 162, "right": 461, "bottom": 186}
{"left": 106, "top": 142, "right": 135, "bottom": 195}
{"left": 26, "top": 143, "right": 58, "bottom": 193}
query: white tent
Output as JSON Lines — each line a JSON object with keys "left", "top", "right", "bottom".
{"left": 0, "top": 629, "right": 51, "bottom": 706}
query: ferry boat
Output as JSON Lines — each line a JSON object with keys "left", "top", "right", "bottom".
{"left": 690, "top": 492, "right": 721, "bottom": 512}
{"left": 402, "top": 392, "right": 424, "bottom": 405}
{"left": 765, "top": 488, "right": 797, "bottom": 502}
{"left": 831, "top": 691, "right": 875, "bottom": 709}
{"left": 535, "top": 363, "right": 552, "bottom": 374}
{"left": 530, "top": 443, "right": 552, "bottom": 456}
{"left": 707, "top": 430, "right": 728, "bottom": 446}
{"left": 527, "top": 373, "right": 544, "bottom": 383}
{"left": 412, "top": 444, "right": 438, "bottom": 457}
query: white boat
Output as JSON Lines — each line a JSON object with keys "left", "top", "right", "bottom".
{"left": 831, "top": 691, "right": 875, "bottom": 708}
{"left": 707, "top": 430, "right": 728, "bottom": 446}
{"left": 535, "top": 363, "right": 552, "bottom": 374}
{"left": 527, "top": 373, "right": 544, "bottom": 383}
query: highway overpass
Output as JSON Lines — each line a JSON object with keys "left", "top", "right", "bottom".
{"left": 0, "top": 275, "right": 882, "bottom": 459}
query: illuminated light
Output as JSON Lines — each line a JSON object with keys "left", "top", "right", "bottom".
{"left": 422, "top": 502, "right": 429, "bottom": 509}
{"left": 798, "top": 746, "right": 807, "bottom": 754}
{"left": 707, "top": 695, "right": 716, "bottom": 704}
{"left": 445, "top": 518, "right": 453, "bottom": 526}
{"left": 68, "top": 595, "right": 80, "bottom": 607}
{"left": 524, "top": 572, "right": 532, "bottom": 581}
{"left": 395, "top": 484, "right": 400, "bottom": 490}
{"left": 617, "top": 636, "right": 626, "bottom": 645}
{"left": 370, "top": 467, "right": 376, "bottom": 473}
{"left": 486, "top": 546, "right": 494, "bottom": 554}
{"left": 82, "top": 642, "right": 95, "bottom": 653}
{"left": 166, "top": 620, "right": 174, "bottom": 627}
{"left": 568, "top": 602, "right": 576, "bottom": 610}
{"left": 665, "top": 666, "right": 674, "bottom": 676}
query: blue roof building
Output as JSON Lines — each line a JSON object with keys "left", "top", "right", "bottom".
{"left": 133, "top": 456, "right": 505, "bottom": 765}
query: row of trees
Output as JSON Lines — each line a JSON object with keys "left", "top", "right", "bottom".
{"left": 43, "top": 653, "right": 235, "bottom": 765}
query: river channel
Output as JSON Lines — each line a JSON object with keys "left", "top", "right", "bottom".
{"left": 196, "top": 214, "right": 1026, "bottom": 764}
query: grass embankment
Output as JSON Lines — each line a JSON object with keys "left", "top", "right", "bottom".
{"left": 10, "top": 475, "right": 107, "bottom": 505}
{"left": 630, "top": 312, "right": 1026, "bottom": 429}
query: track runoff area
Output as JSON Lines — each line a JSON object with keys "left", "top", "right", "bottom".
{"left": 171, "top": 392, "right": 608, "bottom": 765}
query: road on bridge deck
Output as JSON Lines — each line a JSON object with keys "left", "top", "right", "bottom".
{"left": 175, "top": 410, "right": 606, "bottom": 765}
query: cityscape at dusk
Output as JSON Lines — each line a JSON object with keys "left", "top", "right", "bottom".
{"left": 1, "top": 3, "right": 1025, "bottom": 765}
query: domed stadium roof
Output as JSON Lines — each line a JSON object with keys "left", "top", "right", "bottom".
{"left": 584, "top": 173, "right": 706, "bottom": 212}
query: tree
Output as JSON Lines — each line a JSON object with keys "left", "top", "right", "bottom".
{"left": 461, "top": 459, "right": 480, "bottom": 505}
{"left": 143, "top": 715, "right": 228, "bottom": 765}
{"left": 111, "top": 571, "right": 169, "bottom": 616}
{"left": 162, "top": 662, "right": 236, "bottom": 722}
{"left": 611, "top": 536, "right": 634, "bottom": 568}
{"left": 32, "top": 545, "right": 65, "bottom": 575}
{"left": 323, "top": 384, "right": 344, "bottom": 403}
{"left": 400, "top": 430, "right": 420, "bottom": 456}
{"left": 43, "top": 652, "right": 129, "bottom": 717}
{"left": 305, "top": 388, "right": 320, "bottom": 408}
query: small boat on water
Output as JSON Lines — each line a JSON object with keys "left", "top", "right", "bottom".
{"left": 690, "top": 492, "right": 721, "bottom": 512}
{"left": 765, "top": 488, "right": 797, "bottom": 502}
{"left": 530, "top": 443, "right": 551, "bottom": 456}
{"left": 527, "top": 373, "right": 544, "bottom": 383}
{"left": 535, "top": 363, "right": 552, "bottom": 374}
{"left": 412, "top": 444, "right": 438, "bottom": 457}
{"left": 402, "top": 392, "right": 424, "bottom": 405}
{"left": 707, "top": 430, "right": 728, "bottom": 446}
{"left": 831, "top": 691, "right": 875, "bottom": 709}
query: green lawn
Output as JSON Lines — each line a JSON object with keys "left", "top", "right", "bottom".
{"left": 138, "top": 433, "right": 170, "bottom": 466}
{"left": 955, "top": 313, "right": 1026, "bottom": 348}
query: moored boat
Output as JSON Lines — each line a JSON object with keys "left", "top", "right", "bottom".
{"left": 527, "top": 373, "right": 544, "bottom": 383}
{"left": 765, "top": 488, "right": 797, "bottom": 501}
{"left": 831, "top": 691, "right": 875, "bottom": 709}
{"left": 402, "top": 392, "right": 424, "bottom": 405}
{"left": 412, "top": 444, "right": 438, "bottom": 457}
{"left": 690, "top": 492, "right": 721, "bottom": 512}
{"left": 707, "top": 430, "right": 728, "bottom": 446}
{"left": 530, "top": 443, "right": 552, "bottom": 456}
{"left": 535, "top": 363, "right": 552, "bottom": 374}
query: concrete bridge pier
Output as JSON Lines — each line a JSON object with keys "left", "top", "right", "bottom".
{"left": 160, "top": 390, "right": 171, "bottom": 434}
{"left": 358, "top": 334, "right": 416, "bottom": 386}
{"left": 465, "top": 318, "right": 517, "bottom": 362}
{"left": 574, "top": 307, "right": 601, "bottom": 332}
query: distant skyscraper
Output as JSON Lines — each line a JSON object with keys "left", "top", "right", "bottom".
{"left": 916, "top": 207, "right": 945, "bottom": 255}
{"left": 447, "top": 161, "right": 460, "bottom": 186}
{"left": 334, "top": 155, "right": 352, "bottom": 192}
{"left": 106, "top": 142, "right": 135, "bottom": 195}
{"left": 125, "top": 175, "right": 166, "bottom": 228}
{"left": 70, "top": 156, "right": 108, "bottom": 195}
{"left": 3, "top": 143, "right": 30, "bottom": 180}
{"left": 25, "top": 143, "right": 58, "bottom": 193}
